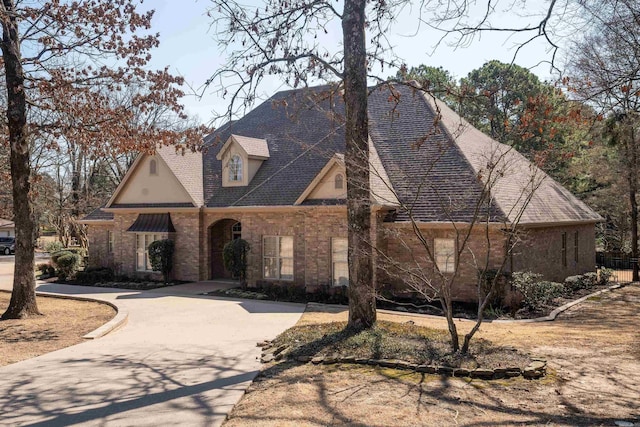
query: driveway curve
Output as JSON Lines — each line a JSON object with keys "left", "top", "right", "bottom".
{"left": 0, "top": 274, "right": 304, "bottom": 426}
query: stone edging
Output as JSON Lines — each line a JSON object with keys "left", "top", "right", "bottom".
{"left": 257, "top": 342, "right": 546, "bottom": 380}
{"left": 0, "top": 289, "right": 128, "bottom": 339}
{"left": 307, "top": 282, "right": 629, "bottom": 324}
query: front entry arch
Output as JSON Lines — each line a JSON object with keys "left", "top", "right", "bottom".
{"left": 209, "top": 219, "right": 241, "bottom": 279}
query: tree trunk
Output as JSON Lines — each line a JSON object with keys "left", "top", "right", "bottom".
{"left": 1, "top": 0, "right": 40, "bottom": 319}
{"left": 629, "top": 127, "right": 639, "bottom": 282}
{"left": 343, "top": 0, "right": 376, "bottom": 329}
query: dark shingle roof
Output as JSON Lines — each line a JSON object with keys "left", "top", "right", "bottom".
{"left": 200, "top": 83, "right": 601, "bottom": 224}
{"left": 110, "top": 203, "right": 194, "bottom": 208}
{"left": 82, "top": 206, "right": 114, "bottom": 221}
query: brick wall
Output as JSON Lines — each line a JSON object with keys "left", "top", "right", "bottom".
{"left": 512, "top": 223, "right": 596, "bottom": 282}
{"left": 378, "top": 223, "right": 508, "bottom": 302}
{"left": 202, "top": 208, "right": 348, "bottom": 287}
{"left": 87, "top": 224, "right": 114, "bottom": 268}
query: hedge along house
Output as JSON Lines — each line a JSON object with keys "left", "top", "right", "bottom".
{"left": 81, "top": 84, "right": 601, "bottom": 301}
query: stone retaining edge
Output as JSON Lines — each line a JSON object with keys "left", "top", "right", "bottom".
{"left": 0, "top": 288, "right": 128, "bottom": 339}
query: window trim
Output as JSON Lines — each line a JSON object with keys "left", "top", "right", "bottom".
{"left": 334, "top": 173, "right": 344, "bottom": 190}
{"left": 434, "top": 238, "right": 456, "bottom": 273}
{"left": 136, "top": 233, "right": 162, "bottom": 272}
{"left": 262, "top": 235, "right": 294, "bottom": 281}
{"left": 331, "top": 237, "right": 348, "bottom": 287}
{"left": 561, "top": 232, "right": 568, "bottom": 267}
{"left": 573, "top": 231, "right": 579, "bottom": 263}
{"left": 228, "top": 154, "right": 243, "bottom": 182}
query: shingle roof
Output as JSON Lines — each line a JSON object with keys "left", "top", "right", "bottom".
{"left": 231, "top": 135, "right": 270, "bottom": 158}
{"left": 157, "top": 145, "right": 203, "bottom": 206}
{"left": 0, "top": 218, "right": 14, "bottom": 228}
{"left": 204, "top": 83, "right": 601, "bottom": 225}
{"left": 82, "top": 206, "right": 114, "bottom": 221}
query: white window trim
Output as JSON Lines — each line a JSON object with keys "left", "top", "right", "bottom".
{"left": 332, "top": 237, "right": 348, "bottom": 287}
{"left": 434, "top": 238, "right": 456, "bottom": 273}
{"left": 136, "top": 233, "right": 162, "bottom": 272}
{"left": 262, "top": 235, "right": 294, "bottom": 281}
{"left": 229, "top": 154, "right": 243, "bottom": 182}
{"left": 108, "top": 230, "right": 113, "bottom": 254}
{"left": 334, "top": 173, "right": 344, "bottom": 190}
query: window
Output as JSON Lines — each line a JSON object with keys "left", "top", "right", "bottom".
{"left": 263, "top": 236, "right": 294, "bottom": 280}
{"left": 561, "top": 232, "right": 567, "bottom": 267}
{"left": 232, "top": 222, "right": 242, "bottom": 240}
{"left": 229, "top": 155, "right": 243, "bottom": 182}
{"left": 108, "top": 230, "right": 113, "bottom": 254}
{"left": 332, "top": 238, "right": 348, "bottom": 286}
{"left": 149, "top": 159, "right": 157, "bottom": 175}
{"left": 434, "top": 238, "right": 456, "bottom": 273}
{"left": 574, "top": 231, "right": 579, "bottom": 263}
{"left": 136, "top": 233, "right": 162, "bottom": 271}
{"left": 335, "top": 173, "right": 344, "bottom": 190}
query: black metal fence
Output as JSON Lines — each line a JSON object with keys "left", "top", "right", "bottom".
{"left": 596, "top": 252, "right": 638, "bottom": 283}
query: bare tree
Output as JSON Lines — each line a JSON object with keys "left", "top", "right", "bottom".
{"left": 0, "top": 1, "right": 207, "bottom": 319}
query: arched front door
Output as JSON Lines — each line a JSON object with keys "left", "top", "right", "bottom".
{"left": 209, "top": 219, "right": 241, "bottom": 279}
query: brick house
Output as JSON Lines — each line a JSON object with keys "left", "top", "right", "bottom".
{"left": 80, "top": 84, "right": 601, "bottom": 301}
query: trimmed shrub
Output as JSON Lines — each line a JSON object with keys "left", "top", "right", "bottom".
{"left": 511, "top": 271, "right": 564, "bottom": 311}
{"left": 65, "top": 247, "right": 88, "bottom": 258}
{"left": 582, "top": 272, "right": 598, "bottom": 288}
{"left": 44, "top": 241, "right": 64, "bottom": 253}
{"left": 223, "top": 238, "right": 251, "bottom": 286}
{"left": 54, "top": 252, "right": 81, "bottom": 280}
{"left": 75, "top": 267, "right": 115, "bottom": 284}
{"left": 148, "top": 239, "right": 174, "bottom": 284}
{"left": 51, "top": 250, "right": 73, "bottom": 265}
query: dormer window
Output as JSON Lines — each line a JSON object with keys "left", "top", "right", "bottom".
{"left": 149, "top": 159, "right": 157, "bottom": 175}
{"left": 229, "top": 155, "right": 243, "bottom": 182}
{"left": 335, "top": 173, "right": 344, "bottom": 190}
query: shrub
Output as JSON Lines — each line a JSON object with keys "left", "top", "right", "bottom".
{"left": 51, "top": 250, "right": 73, "bottom": 265}
{"left": 222, "top": 238, "right": 250, "bottom": 286}
{"left": 65, "top": 247, "right": 88, "bottom": 258}
{"left": 564, "top": 275, "right": 587, "bottom": 292}
{"left": 148, "top": 239, "right": 174, "bottom": 284}
{"left": 37, "top": 263, "right": 49, "bottom": 273}
{"left": 598, "top": 268, "right": 614, "bottom": 286}
{"left": 582, "top": 272, "right": 598, "bottom": 288}
{"left": 54, "top": 252, "right": 81, "bottom": 280}
{"left": 36, "top": 262, "right": 56, "bottom": 278}
{"left": 44, "top": 241, "right": 64, "bottom": 253}
{"left": 511, "top": 271, "right": 564, "bottom": 311}
{"left": 75, "top": 267, "right": 114, "bottom": 284}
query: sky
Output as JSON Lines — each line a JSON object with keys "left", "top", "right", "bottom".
{"left": 143, "top": 0, "right": 574, "bottom": 125}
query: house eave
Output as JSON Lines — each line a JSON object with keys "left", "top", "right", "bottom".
{"left": 77, "top": 219, "right": 114, "bottom": 225}
{"left": 204, "top": 205, "right": 347, "bottom": 213}
{"left": 518, "top": 219, "right": 602, "bottom": 228}
{"left": 102, "top": 207, "right": 201, "bottom": 214}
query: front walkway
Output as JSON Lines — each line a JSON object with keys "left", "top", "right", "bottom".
{"left": 0, "top": 270, "right": 304, "bottom": 426}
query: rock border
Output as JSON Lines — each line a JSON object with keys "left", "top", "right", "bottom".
{"left": 257, "top": 341, "right": 546, "bottom": 380}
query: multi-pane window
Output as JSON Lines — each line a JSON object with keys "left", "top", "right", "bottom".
{"left": 574, "top": 231, "right": 579, "bottom": 263}
{"left": 332, "top": 238, "right": 348, "bottom": 287}
{"left": 108, "top": 230, "right": 113, "bottom": 254}
{"left": 434, "top": 238, "right": 456, "bottom": 273}
{"left": 263, "top": 236, "right": 294, "bottom": 280}
{"left": 136, "top": 233, "right": 162, "bottom": 271}
{"left": 229, "top": 155, "right": 243, "bottom": 182}
{"left": 561, "top": 232, "right": 568, "bottom": 267}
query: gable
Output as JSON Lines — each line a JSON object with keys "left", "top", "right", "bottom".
{"left": 307, "top": 163, "right": 347, "bottom": 200}
{"left": 112, "top": 155, "right": 194, "bottom": 205}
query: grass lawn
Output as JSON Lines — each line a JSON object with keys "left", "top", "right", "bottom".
{"left": 0, "top": 291, "right": 115, "bottom": 367}
{"left": 224, "top": 284, "right": 640, "bottom": 426}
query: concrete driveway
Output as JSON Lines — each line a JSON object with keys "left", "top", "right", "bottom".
{"left": 0, "top": 264, "right": 304, "bottom": 426}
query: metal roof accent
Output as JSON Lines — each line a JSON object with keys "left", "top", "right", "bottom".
{"left": 126, "top": 213, "right": 176, "bottom": 233}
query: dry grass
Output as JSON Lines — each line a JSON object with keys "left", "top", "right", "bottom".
{"left": 225, "top": 284, "right": 640, "bottom": 426}
{"left": 273, "top": 321, "right": 531, "bottom": 369}
{"left": 0, "top": 291, "right": 115, "bottom": 367}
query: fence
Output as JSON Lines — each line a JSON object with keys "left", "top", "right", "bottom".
{"left": 596, "top": 252, "right": 637, "bottom": 283}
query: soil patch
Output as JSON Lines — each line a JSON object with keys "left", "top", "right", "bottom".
{"left": 0, "top": 291, "right": 115, "bottom": 366}
{"left": 224, "top": 284, "right": 640, "bottom": 426}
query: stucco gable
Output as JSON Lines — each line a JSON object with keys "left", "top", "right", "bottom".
{"left": 106, "top": 151, "right": 197, "bottom": 208}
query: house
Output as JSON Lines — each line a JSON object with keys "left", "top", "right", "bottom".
{"left": 80, "top": 84, "right": 601, "bottom": 301}
{"left": 0, "top": 218, "right": 15, "bottom": 237}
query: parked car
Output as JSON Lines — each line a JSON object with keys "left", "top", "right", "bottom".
{"left": 0, "top": 237, "right": 15, "bottom": 255}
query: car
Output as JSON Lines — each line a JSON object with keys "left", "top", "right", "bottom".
{"left": 0, "top": 237, "right": 15, "bottom": 255}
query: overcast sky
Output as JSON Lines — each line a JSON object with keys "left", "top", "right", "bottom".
{"left": 144, "top": 0, "right": 573, "bottom": 124}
